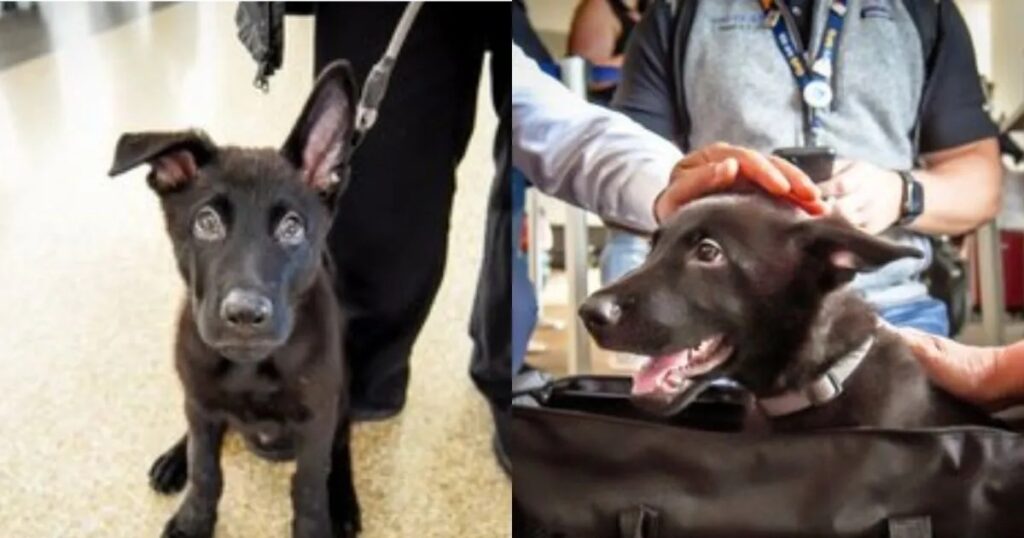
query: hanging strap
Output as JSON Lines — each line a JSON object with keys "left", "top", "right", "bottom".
{"left": 671, "top": 0, "right": 699, "bottom": 151}
{"left": 348, "top": 2, "right": 423, "bottom": 157}
{"left": 760, "top": 0, "right": 849, "bottom": 146}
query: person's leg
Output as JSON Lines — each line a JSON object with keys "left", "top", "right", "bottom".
{"left": 469, "top": 96, "right": 511, "bottom": 474}
{"left": 469, "top": 10, "right": 512, "bottom": 473}
{"left": 314, "top": 3, "right": 488, "bottom": 418}
{"left": 878, "top": 297, "right": 950, "bottom": 337}
{"left": 511, "top": 170, "right": 536, "bottom": 375}
{"left": 599, "top": 229, "right": 651, "bottom": 285}
{"left": 599, "top": 229, "right": 650, "bottom": 369}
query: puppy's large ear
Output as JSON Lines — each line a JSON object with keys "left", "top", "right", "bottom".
{"left": 792, "top": 217, "right": 923, "bottom": 285}
{"left": 281, "top": 60, "right": 358, "bottom": 197}
{"left": 108, "top": 130, "right": 216, "bottom": 193}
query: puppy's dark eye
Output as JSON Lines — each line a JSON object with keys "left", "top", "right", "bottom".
{"left": 694, "top": 238, "right": 723, "bottom": 263}
{"left": 193, "top": 207, "right": 226, "bottom": 241}
{"left": 275, "top": 212, "right": 306, "bottom": 246}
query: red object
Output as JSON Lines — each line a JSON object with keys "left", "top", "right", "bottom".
{"left": 972, "top": 231, "right": 1024, "bottom": 311}
{"left": 520, "top": 214, "right": 530, "bottom": 253}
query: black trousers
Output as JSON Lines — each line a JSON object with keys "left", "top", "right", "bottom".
{"left": 470, "top": 96, "right": 511, "bottom": 422}
{"left": 314, "top": 3, "right": 509, "bottom": 412}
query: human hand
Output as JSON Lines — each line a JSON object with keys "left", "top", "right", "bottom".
{"left": 653, "top": 142, "right": 825, "bottom": 223}
{"left": 895, "top": 325, "right": 1004, "bottom": 410}
{"left": 818, "top": 159, "right": 904, "bottom": 234}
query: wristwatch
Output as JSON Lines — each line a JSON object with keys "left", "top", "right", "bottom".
{"left": 897, "top": 170, "right": 924, "bottom": 226}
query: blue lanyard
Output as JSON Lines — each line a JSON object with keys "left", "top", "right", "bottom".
{"left": 761, "top": 0, "right": 849, "bottom": 146}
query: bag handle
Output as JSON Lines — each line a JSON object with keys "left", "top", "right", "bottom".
{"left": 618, "top": 505, "right": 660, "bottom": 538}
{"left": 889, "top": 516, "right": 932, "bottom": 538}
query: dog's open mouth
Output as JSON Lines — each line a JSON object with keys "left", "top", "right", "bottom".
{"left": 631, "top": 335, "right": 733, "bottom": 408}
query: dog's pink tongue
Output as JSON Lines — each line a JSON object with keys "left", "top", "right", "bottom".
{"left": 631, "top": 350, "right": 689, "bottom": 396}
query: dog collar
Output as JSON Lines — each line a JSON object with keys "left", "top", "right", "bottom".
{"left": 758, "top": 335, "right": 875, "bottom": 417}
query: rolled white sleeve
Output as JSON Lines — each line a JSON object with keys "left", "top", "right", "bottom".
{"left": 511, "top": 43, "right": 682, "bottom": 232}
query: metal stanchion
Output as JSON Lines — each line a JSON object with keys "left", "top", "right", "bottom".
{"left": 560, "top": 56, "right": 591, "bottom": 374}
{"left": 977, "top": 220, "right": 1007, "bottom": 344}
{"left": 527, "top": 190, "right": 543, "bottom": 305}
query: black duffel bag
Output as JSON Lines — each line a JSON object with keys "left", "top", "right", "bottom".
{"left": 512, "top": 376, "right": 1024, "bottom": 538}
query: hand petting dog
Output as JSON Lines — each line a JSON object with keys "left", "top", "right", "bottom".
{"left": 654, "top": 142, "right": 826, "bottom": 223}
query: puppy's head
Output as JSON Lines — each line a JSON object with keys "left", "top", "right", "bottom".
{"left": 579, "top": 193, "right": 921, "bottom": 414}
{"left": 108, "top": 61, "right": 357, "bottom": 363}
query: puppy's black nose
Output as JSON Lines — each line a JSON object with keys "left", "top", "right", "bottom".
{"left": 579, "top": 295, "right": 622, "bottom": 328}
{"left": 220, "top": 289, "right": 273, "bottom": 329}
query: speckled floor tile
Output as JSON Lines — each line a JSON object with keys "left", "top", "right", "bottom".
{"left": 0, "top": 4, "right": 509, "bottom": 537}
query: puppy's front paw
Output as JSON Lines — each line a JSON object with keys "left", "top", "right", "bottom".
{"left": 160, "top": 515, "right": 212, "bottom": 538}
{"left": 150, "top": 447, "right": 188, "bottom": 494}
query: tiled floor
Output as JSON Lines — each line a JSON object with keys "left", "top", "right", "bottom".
{"left": 0, "top": 4, "right": 509, "bottom": 537}
{"left": 0, "top": 2, "right": 174, "bottom": 69}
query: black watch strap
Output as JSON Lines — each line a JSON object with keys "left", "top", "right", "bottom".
{"left": 897, "top": 170, "right": 924, "bottom": 226}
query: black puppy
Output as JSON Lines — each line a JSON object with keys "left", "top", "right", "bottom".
{"left": 109, "top": 62, "right": 360, "bottom": 537}
{"left": 580, "top": 193, "right": 995, "bottom": 430}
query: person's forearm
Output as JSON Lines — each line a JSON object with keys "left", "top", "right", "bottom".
{"left": 907, "top": 138, "right": 1001, "bottom": 236}
{"left": 987, "top": 340, "right": 1024, "bottom": 408}
{"left": 511, "top": 43, "right": 680, "bottom": 232}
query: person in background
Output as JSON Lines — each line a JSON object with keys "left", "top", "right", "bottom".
{"left": 568, "top": 0, "right": 650, "bottom": 105}
{"left": 309, "top": 4, "right": 507, "bottom": 425}
{"left": 568, "top": 0, "right": 656, "bottom": 369}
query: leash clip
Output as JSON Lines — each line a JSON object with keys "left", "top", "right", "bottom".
{"left": 347, "top": 2, "right": 422, "bottom": 157}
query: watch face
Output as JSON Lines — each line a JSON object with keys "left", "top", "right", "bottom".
{"left": 899, "top": 172, "right": 924, "bottom": 225}
{"left": 908, "top": 178, "right": 924, "bottom": 217}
